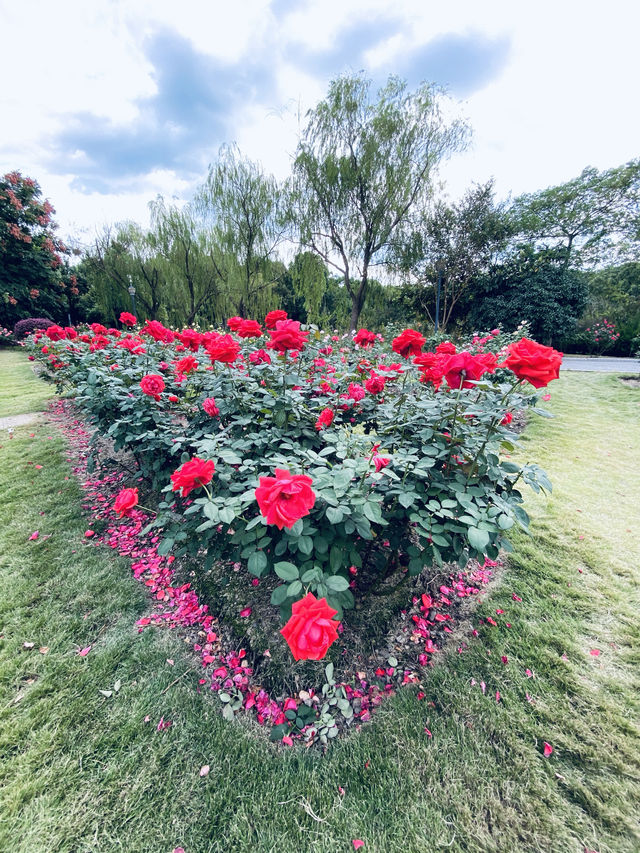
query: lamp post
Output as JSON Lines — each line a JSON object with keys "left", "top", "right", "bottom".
{"left": 435, "top": 260, "right": 444, "bottom": 334}
{"left": 127, "top": 275, "right": 137, "bottom": 317}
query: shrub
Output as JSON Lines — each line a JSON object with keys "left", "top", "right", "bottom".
{"left": 13, "top": 317, "right": 52, "bottom": 338}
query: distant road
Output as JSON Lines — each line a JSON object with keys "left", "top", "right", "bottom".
{"left": 561, "top": 356, "right": 640, "bottom": 372}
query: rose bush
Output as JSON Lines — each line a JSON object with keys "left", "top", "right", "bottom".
{"left": 27, "top": 315, "right": 561, "bottom": 649}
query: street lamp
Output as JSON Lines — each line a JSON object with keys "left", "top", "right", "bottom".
{"left": 434, "top": 260, "right": 444, "bottom": 334}
{"left": 127, "top": 275, "right": 137, "bottom": 317}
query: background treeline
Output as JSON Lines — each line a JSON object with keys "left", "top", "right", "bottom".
{"left": 3, "top": 75, "right": 640, "bottom": 354}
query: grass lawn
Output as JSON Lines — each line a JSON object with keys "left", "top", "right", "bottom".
{"left": 0, "top": 348, "right": 53, "bottom": 417}
{"left": 0, "top": 350, "right": 639, "bottom": 853}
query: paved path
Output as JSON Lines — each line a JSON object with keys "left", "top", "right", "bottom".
{"left": 561, "top": 356, "right": 640, "bottom": 372}
{"left": 0, "top": 413, "right": 39, "bottom": 430}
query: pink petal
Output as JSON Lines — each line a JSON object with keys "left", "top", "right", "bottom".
{"left": 239, "top": 607, "right": 252, "bottom": 618}
{"left": 543, "top": 742, "right": 553, "bottom": 757}
{"left": 589, "top": 649, "right": 601, "bottom": 657}
{"left": 199, "top": 765, "right": 210, "bottom": 777}
{"left": 353, "top": 842, "right": 365, "bottom": 850}
{"left": 84, "top": 530, "right": 95, "bottom": 538}
{"left": 77, "top": 646, "right": 91, "bottom": 656}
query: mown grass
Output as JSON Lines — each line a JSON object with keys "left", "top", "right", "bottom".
{"left": 0, "top": 348, "right": 53, "bottom": 418}
{"left": 0, "top": 351, "right": 638, "bottom": 853}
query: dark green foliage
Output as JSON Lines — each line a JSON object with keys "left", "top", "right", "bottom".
{"left": 466, "top": 246, "right": 587, "bottom": 345}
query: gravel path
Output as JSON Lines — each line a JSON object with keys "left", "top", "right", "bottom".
{"left": 0, "top": 413, "right": 40, "bottom": 430}
{"left": 561, "top": 356, "right": 640, "bottom": 372}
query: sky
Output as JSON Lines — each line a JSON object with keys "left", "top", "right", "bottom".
{"left": 1, "top": 0, "right": 639, "bottom": 246}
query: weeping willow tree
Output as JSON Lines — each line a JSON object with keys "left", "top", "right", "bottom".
{"left": 195, "top": 145, "right": 287, "bottom": 318}
{"left": 150, "top": 197, "right": 232, "bottom": 326}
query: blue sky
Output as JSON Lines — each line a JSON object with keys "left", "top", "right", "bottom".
{"left": 1, "top": 0, "right": 638, "bottom": 242}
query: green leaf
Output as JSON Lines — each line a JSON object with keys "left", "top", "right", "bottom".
{"left": 274, "top": 561, "right": 299, "bottom": 581}
{"left": 287, "top": 580, "right": 302, "bottom": 597}
{"left": 270, "top": 585, "right": 289, "bottom": 605}
{"left": 326, "top": 506, "right": 343, "bottom": 524}
{"left": 468, "top": 526, "right": 490, "bottom": 552}
{"left": 325, "top": 575, "right": 349, "bottom": 592}
{"left": 398, "top": 492, "right": 416, "bottom": 508}
{"left": 298, "top": 535, "right": 313, "bottom": 556}
{"left": 329, "top": 546, "right": 343, "bottom": 573}
{"left": 247, "top": 550, "right": 268, "bottom": 576}
{"left": 219, "top": 506, "right": 235, "bottom": 525}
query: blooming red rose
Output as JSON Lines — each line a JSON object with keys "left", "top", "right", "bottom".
{"left": 119, "top": 312, "right": 137, "bottom": 327}
{"left": 373, "top": 455, "right": 390, "bottom": 472}
{"left": 280, "top": 592, "right": 340, "bottom": 661}
{"left": 107, "top": 328, "right": 121, "bottom": 337}
{"left": 140, "top": 374, "right": 165, "bottom": 400}
{"left": 206, "top": 334, "right": 240, "bottom": 364}
{"left": 170, "top": 457, "right": 215, "bottom": 497}
{"left": 441, "top": 351, "right": 497, "bottom": 390}
{"left": 113, "top": 487, "right": 139, "bottom": 517}
{"left": 237, "top": 319, "right": 263, "bottom": 338}
{"left": 46, "top": 324, "right": 66, "bottom": 341}
{"left": 142, "top": 320, "right": 174, "bottom": 343}
{"left": 264, "top": 309, "right": 288, "bottom": 329}
{"left": 249, "top": 348, "right": 272, "bottom": 364}
{"left": 267, "top": 319, "right": 309, "bottom": 353}
{"left": 436, "top": 341, "right": 457, "bottom": 355}
{"left": 227, "top": 316, "right": 243, "bottom": 331}
{"left": 353, "top": 328, "right": 377, "bottom": 347}
{"left": 89, "top": 323, "right": 108, "bottom": 335}
{"left": 64, "top": 326, "right": 77, "bottom": 339}
{"left": 501, "top": 338, "right": 563, "bottom": 388}
{"left": 413, "top": 352, "right": 445, "bottom": 390}
{"left": 365, "top": 373, "right": 385, "bottom": 394}
{"left": 315, "top": 408, "right": 334, "bottom": 430}
{"left": 174, "top": 355, "right": 198, "bottom": 374}
{"left": 347, "top": 382, "right": 365, "bottom": 401}
{"left": 89, "top": 334, "right": 109, "bottom": 352}
{"left": 202, "top": 397, "right": 220, "bottom": 417}
{"left": 392, "top": 328, "right": 426, "bottom": 358}
{"left": 176, "top": 328, "right": 202, "bottom": 351}
{"left": 501, "top": 411, "right": 513, "bottom": 426}
{"left": 255, "top": 468, "right": 315, "bottom": 529}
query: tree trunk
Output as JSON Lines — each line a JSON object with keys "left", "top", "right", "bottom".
{"left": 349, "top": 272, "right": 368, "bottom": 332}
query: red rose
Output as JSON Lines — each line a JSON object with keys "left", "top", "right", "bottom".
{"left": 206, "top": 334, "right": 240, "bottom": 364}
{"left": 176, "top": 329, "right": 202, "bottom": 351}
{"left": 174, "top": 355, "right": 198, "bottom": 374}
{"left": 280, "top": 592, "right": 340, "bottom": 661}
{"left": 347, "top": 382, "right": 365, "bottom": 401}
{"left": 315, "top": 408, "right": 334, "bottom": 430}
{"left": 170, "top": 457, "right": 215, "bottom": 497}
{"left": 46, "top": 324, "right": 66, "bottom": 341}
{"left": 64, "top": 327, "right": 77, "bottom": 339}
{"left": 265, "top": 309, "right": 288, "bottom": 329}
{"left": 255, "top": 468, "right": 315, "bottom": 529}
{"left": 202, "top": 397, "right": 220, "bottom": 417}
{"left": 140, "top": 374, "right": 165, "bottom": 400}
{"left": 373, "top": 455, "right": 390, "bottom": 472}
{"left": 267, "top": 320, "right": 309, "bottom": 353}
{"left": 236, "top": 319, "right": 263, "bottom": 338}
{"left": 227, "top": 316, "right": 243, "bottom": 331}
{"left": 365, "top": 373, "right": 385, "bottom": 394}
{"left": 501, "top": 411, "right": 513, "bottom": 426}
{"left": 142, "top": 320, "right": 174, "bottom": 343}
{"left": 441, "top": 351, "right": 497, "bottom": 390}
{"left": 168, "top": 394, "right": 178, "bottom": 402}
{"left": 436, "top": 341, "right": 457, "bottom": 355}
{"left": 90, "top": 323, "right": 108, "bottom": 335}
{"left": 501, "top": 338, "right": 563, "bottom": 388}
{"left": 89, "top": 334, "right": 109, "bottom": 351}
{"left": 353, "top": 328, "right": 377, "bottom": 347}
{"left": 119, "top": 312, "right": 137, "bottom": 327}
{"left": 113, "top": 487, "right": 139, "bottom": 517}
{"left": 249, "top": 348, "right": 272, "bottom": 364}
{"left": 413, "top": 352, "right": 445, "bottom": 390}
{"left": 392, "top": 329, "right": 426, "bottom": 358}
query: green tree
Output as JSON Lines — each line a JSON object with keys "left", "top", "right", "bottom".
{"left": 291, "top": 74, "right": 469, "bottom": 331}
{"left": 510, "top": 159, "right": 640, "bottom": 270}
{"left": 395, "top": 180, "right": 512, "bottom": 332}
{"left": 196, "top": 145, "right": 286, "bottom": 319}
{"left": 0, "top": 171, "right": 70, "bottom": 327}
{"left": 465, "top": 245, "right": 587, "bottom": 345}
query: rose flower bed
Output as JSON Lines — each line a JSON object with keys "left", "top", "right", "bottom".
{"left": 28, "top": 315, "right": 562, "bottom": 745}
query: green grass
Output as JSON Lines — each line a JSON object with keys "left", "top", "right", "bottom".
{"left": 1, "top": 352, "right": 639, "bottom": 853}
{"left": 0, "top": 348, "right": 52, "bottom": 417}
